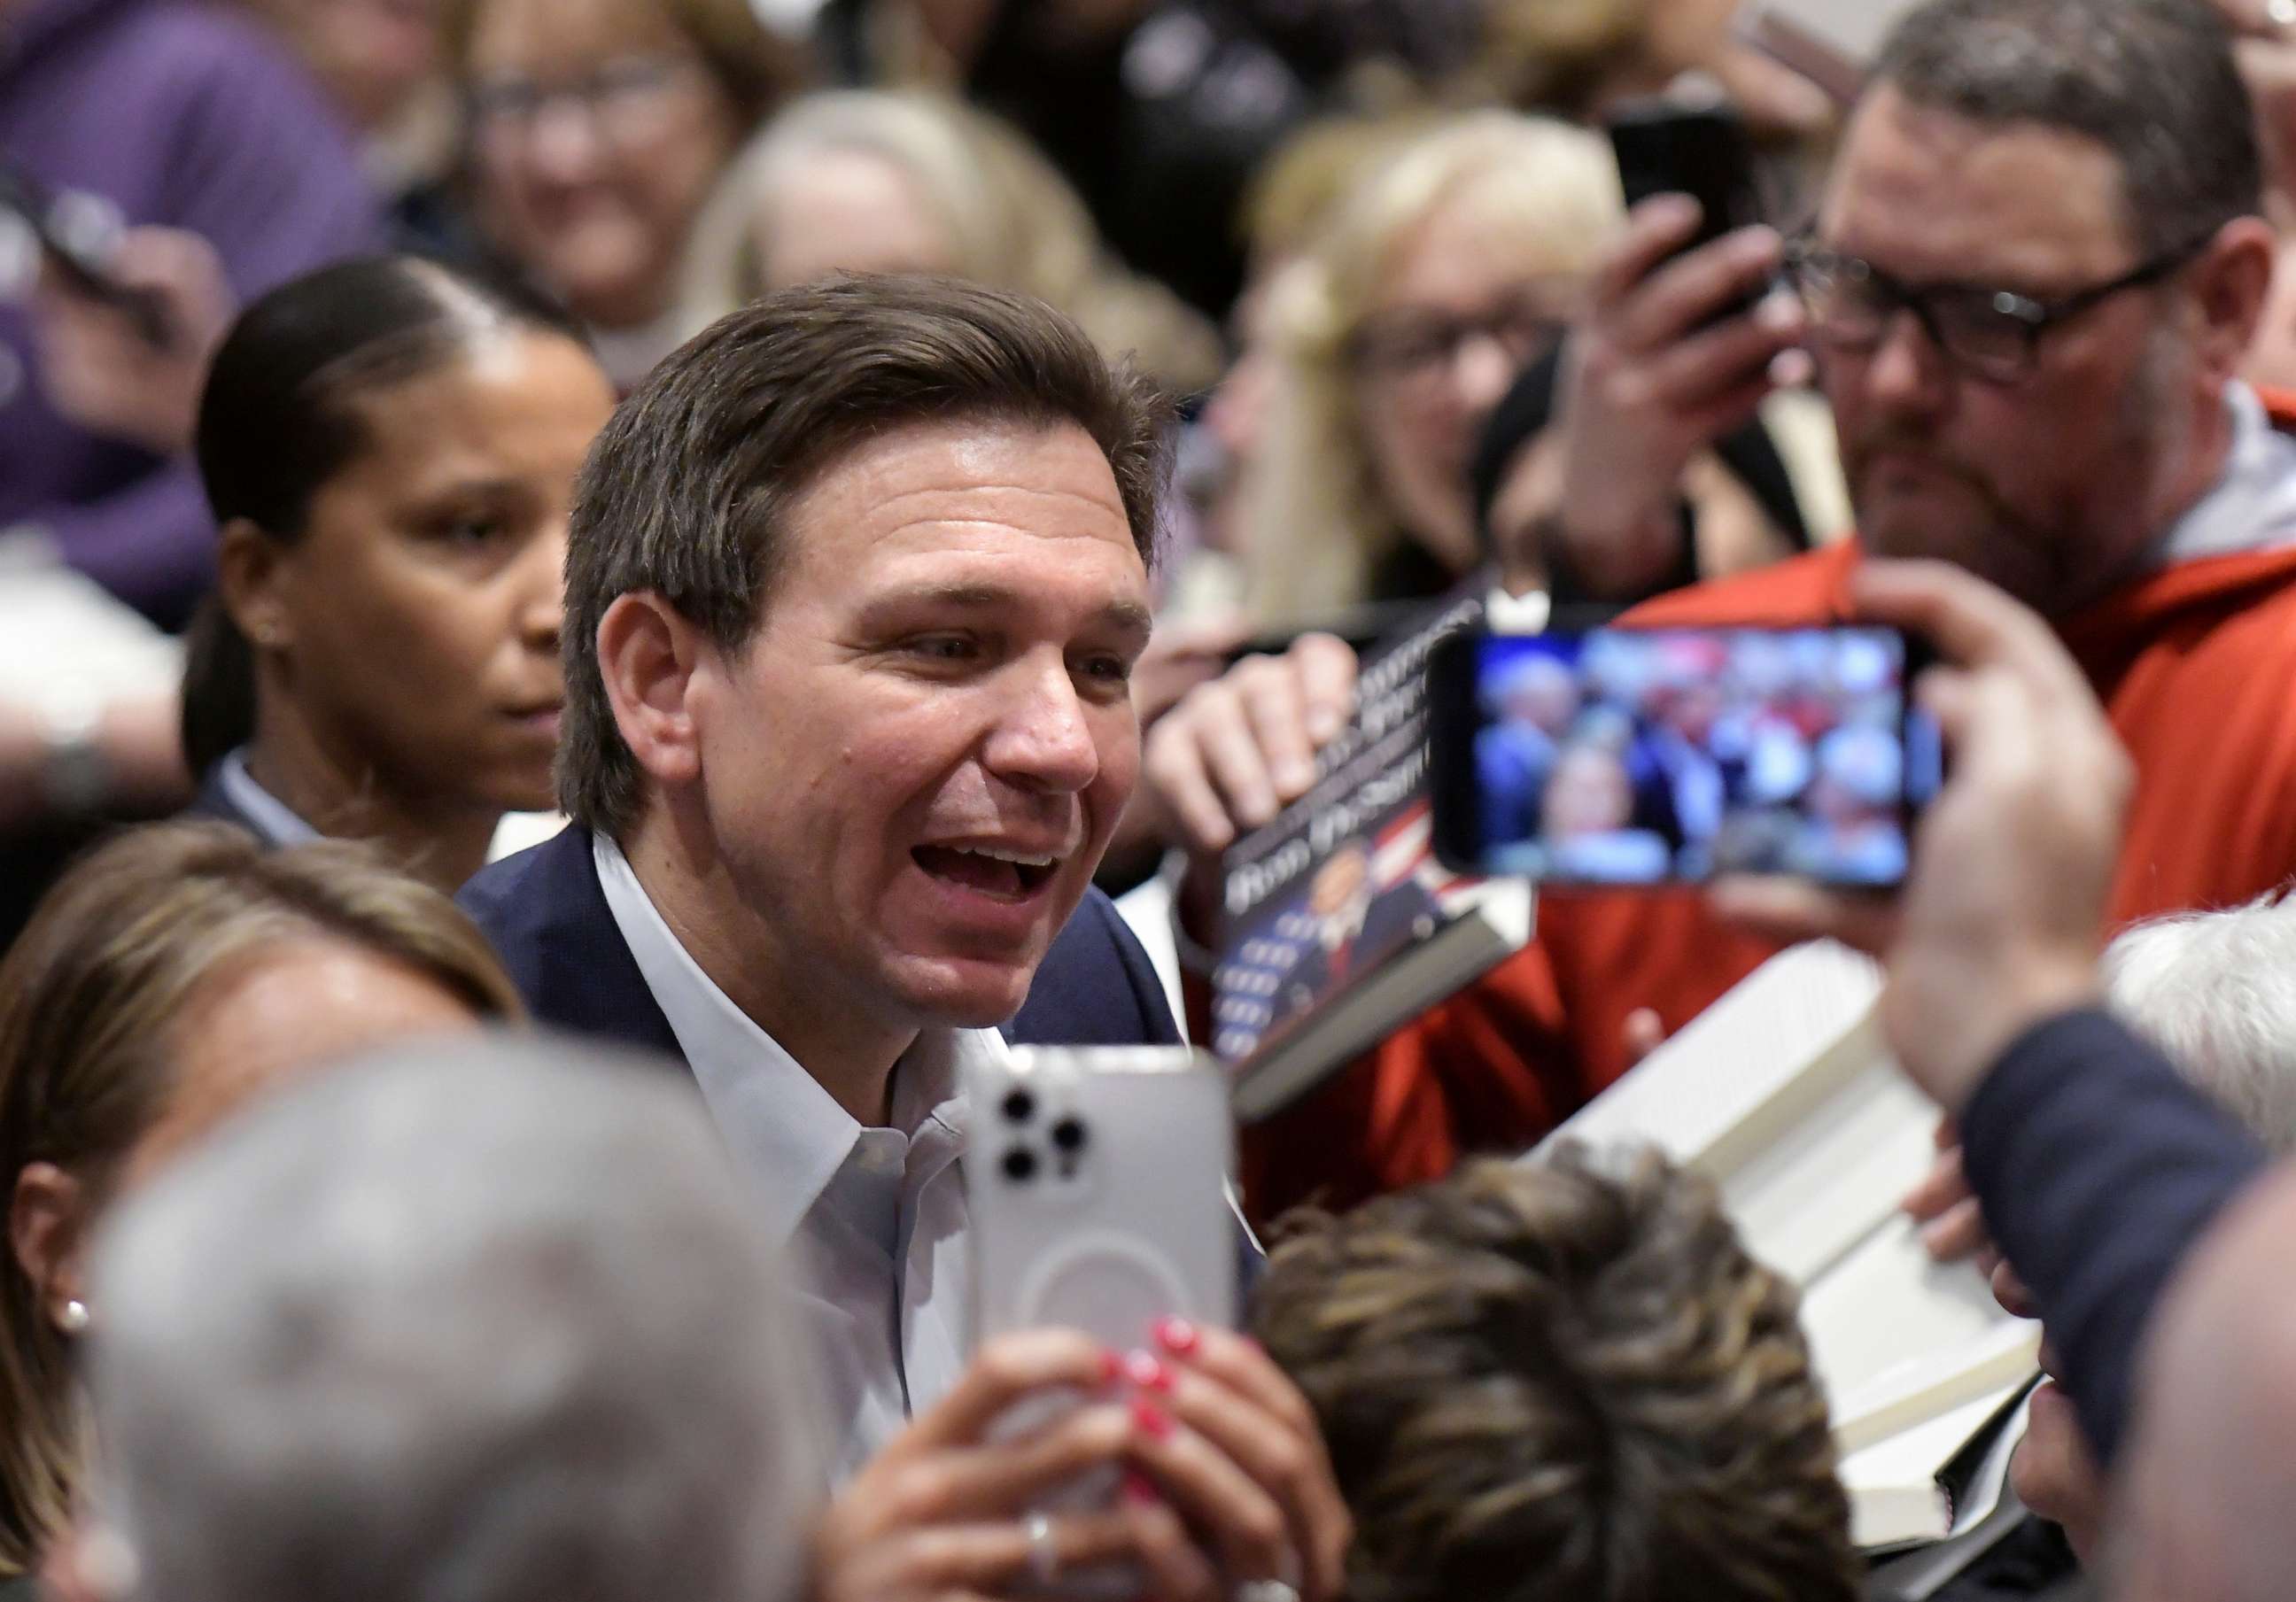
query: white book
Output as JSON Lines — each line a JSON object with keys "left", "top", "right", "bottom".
{"left": 1531, "top": 940, "right": 2038, "bottom": 1549}
{"left": 1838, "top": 1379, "right": 2027, "bottom": 1551}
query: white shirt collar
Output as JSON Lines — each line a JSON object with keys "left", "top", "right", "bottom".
{"left": 218, "top": 747, "right": 322, "bottom": 847}
{"left": 590, "top": 832, "right": 984, "bottom": 1242}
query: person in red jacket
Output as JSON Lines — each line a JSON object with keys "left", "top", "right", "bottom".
{"left": 1147, "top": 0, "right": 2296, "bottom": 1221}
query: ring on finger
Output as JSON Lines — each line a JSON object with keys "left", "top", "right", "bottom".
{"left": 1025, "top": 1512, "right": 1060, "bottom": 1584}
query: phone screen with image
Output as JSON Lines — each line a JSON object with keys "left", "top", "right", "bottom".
{"left": 1430, "top": 625, "right": 1938, "bottom": 888}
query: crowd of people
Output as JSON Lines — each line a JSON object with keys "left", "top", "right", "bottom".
{"left": 11, "top": 0, "right": 2296, "bottom": 1598}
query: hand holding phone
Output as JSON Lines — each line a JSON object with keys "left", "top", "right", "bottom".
{"left": 0, "top": 159, "right": 175, "bottom": 348}
{"left": 1539, "top": 100, "right": 1807, "bottom": 601}
{"left": 811, "top": 1327, "right": 1221, "bottom": 1602}
{"left": 26, "top": 221, "right": 235, "bottom": 459}
{"left": 963, "top": 1048, "right": 1349, "bottom": 1601}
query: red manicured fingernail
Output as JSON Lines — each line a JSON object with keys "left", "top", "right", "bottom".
{"left": 1099, "top": 1348, "right": 1126, "bottom": 1386}
{"left": 1122, "top": 1469, "right": 1161, "bottom": 1506}
{"left": 1131, "top": 1397, "right": 1175, "bottom": 1441}
{"left": 1154, "top": 1317, "right": 1199, "bottom": 1355}
{"left": 1123, "top": 1350, "right": 1174, "bottom": 1392}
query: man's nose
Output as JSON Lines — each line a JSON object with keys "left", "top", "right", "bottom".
{"left": 1863, "top": 306, "right": 1952, "bottom": 416}
{"left": 981, "top": 657, "right": 1105, "bottom": 793}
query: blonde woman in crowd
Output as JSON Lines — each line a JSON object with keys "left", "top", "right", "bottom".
{"left": 446, "top": 0, "right": 809, "bottom": 388}
{"left": 677, "top": 88, "right": 1223, "bottom": 394}
{"left": 1237, "top": 108, "right": 1842, "bottom": 632}
{"left": 0, "top": 824, "right": 523, "bottom": 1598}
{"left": 1237, "top": 112, "right": 1623, "bottom": 629}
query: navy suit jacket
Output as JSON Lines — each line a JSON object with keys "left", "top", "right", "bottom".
{"left": 456, "top": 824, "right": 1182, "bottom": 1063}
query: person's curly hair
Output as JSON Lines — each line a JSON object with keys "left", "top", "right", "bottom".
{"left": 1252, "top": 1146, "right": 1858, "bottom": 1602}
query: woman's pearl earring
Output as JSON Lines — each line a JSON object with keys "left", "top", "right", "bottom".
{"left": 56, "top": 1299, "right": 91, "bottom": 1335}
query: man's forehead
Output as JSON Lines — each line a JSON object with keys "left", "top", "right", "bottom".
{"left": 778, "top": 416, "right": 1144, "bottom": 584}
{"left": 1821, "top": 88, "right": 2139, "bottom": 281}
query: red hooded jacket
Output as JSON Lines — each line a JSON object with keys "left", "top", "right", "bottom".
{"left": 1243, "top": 391, "right": 2296, "bottom": 1221}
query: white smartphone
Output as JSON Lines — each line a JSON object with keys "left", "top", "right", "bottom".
{"left": 966, "top": 1047, "right": 1239, "bottom": 1598}
{"left": 967, "top": 1044, "right": 1238, "bottom": 1351}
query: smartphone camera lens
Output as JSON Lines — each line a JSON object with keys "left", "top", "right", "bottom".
{"left": 1001, "top": 1088, "right": 1036, "bottom": 1125}
{"left": 1051, "top": 1118, "right": 1088, "bottom": 1153}
{"left": 1002, "top": 1146, "right": 1038, "bottom": 1184}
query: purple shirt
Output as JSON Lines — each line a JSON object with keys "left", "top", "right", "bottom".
{"left": 0, "top": 0, "right": 385, "bottom": 628}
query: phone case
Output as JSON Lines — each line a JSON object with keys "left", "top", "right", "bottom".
{"left": 966, "top": 1048, "right": 1237, "bottom": 1600}
{"left": 966, "top": 1045, "right": 1237, "bottom": 1350}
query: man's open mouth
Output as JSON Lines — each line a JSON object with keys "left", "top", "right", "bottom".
{"left": 912, "top": 844, "right": 1061, "bottom": 901}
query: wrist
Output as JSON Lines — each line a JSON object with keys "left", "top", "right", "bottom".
{"left": 1913, "top": 955, "right": 2103, "bottom": 1113}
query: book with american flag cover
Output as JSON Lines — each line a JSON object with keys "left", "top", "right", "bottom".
{"left": 1212, "top": 589, "right": 1535, "bottom": 1123}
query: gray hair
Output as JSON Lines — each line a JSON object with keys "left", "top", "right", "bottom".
{"left": 2105, "top": 890, "right": 2296, "bottom": 1153}
{"left": 1873, "top": 0, "right": 2261, "bottom": 258}
{"left": 558, "top": 273, "right": 1174, "bottom": 839}
{"left": 81, "top": 1036, "right": 822, "bottom": 1602}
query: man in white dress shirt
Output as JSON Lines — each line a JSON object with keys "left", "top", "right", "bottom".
{"left": 461, "top": 275, "right": 1351, "bottom": 1602}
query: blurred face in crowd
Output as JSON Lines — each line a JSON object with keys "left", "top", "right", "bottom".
{"left": 752, "top": 146, "right": 957, "bottom": 290}
{"left": 246, "top": 0, "right": 443, "bottom": 131}
{"left": 237, "top": 329, "right": 613, "bottom": 819}
{"left": 1813, "top": 86, "right": 2232, "bottom": 614}
{"left": 465, "top": 0, "right": 744, "bottom": 328}
{"left": 10, "top": 938, "right": 481, "bottom": 1331}
{"left": 672, "top": 419, "right": 1150, "bottom": 1032}
{"left": 1543, "top": 745, "right": 1633, "bottom": 840}
{"left": 1350, "top": 173, "right": 1578, "bottom": 576}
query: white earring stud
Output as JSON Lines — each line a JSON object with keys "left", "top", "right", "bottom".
{"left": 57, "top": 1299, "right": 90, "bottom": 1335}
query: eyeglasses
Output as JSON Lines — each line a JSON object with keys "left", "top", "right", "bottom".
{"left": 467, "top": 54, "right": 701, "bottom": 144}
{"left": 1784, "top": 234, "right": 2213, "bottom": 382}
{"left": 1345, "top": 293, "right": 1571, "bottom": 387}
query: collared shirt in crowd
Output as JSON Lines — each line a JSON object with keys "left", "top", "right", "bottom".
{"left": 593, "top": 832, "right": 979, "bottom": 1482}
{"left": 215, "top": 748, "right": 323, "bottom": 847}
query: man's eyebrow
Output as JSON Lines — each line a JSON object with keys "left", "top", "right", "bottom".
{"left": 866, "top": 584, "right": 1155, "bottom": 638}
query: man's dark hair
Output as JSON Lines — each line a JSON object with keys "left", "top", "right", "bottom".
{"left": 558, "top": 274, "right": 1173, "bottom": 838}
{"left": 1253, "top": 1148, "right": 1859, "bottom": 1602}
{"left": 1873, "top": 0, "right": 2261, "bottom": 257}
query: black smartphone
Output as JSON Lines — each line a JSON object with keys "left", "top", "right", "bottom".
{"left": 1605, "top": 97, "right": 1768, "bottom": 321}
{"left": 1427, "top": 624, "right": 1939, "bottom": 888}
{"left": 0, "top": 157, "right": 174, "bottom": 349}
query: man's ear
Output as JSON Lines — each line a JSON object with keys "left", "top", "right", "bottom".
{"left": 10, "top": 1161, "right": 90, "bottom": 1332}
{"left": 215, "top": 516, "right": 291, "bottom": 653}
{"left": 2191, "top": 216, "right": 2280, "bottom": 386}
{"left": 596, "top": 592, "right": 710, "bottom": 791}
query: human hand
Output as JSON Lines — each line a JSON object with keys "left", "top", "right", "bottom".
{"left": 1710, "top": 560, "right": 2127, "bottom": 1112}
{"left": 34, "top": 225, "right": 236, "bottom": 458}
{"left": 1120, "top": 1319, "right": 1352, "bottom": 1602}
{"left": 1144, "top": 633, "right": 1357, "bottom": 943}
{"left": 811, "top": 1329, "right": 1218, "bottom": 1602}
{"left": 2214, "top": 1, "right": 2296, "bottom": 189}
{"left": 1546, "top": 196, "right": 1808, "bottom": 599}
{"left": 1901, "top": 1119, "right": 1993, "bottom": 1262}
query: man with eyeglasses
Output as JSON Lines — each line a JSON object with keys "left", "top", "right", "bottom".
{"left": 1142, "top": 0, "right": 2296, "bottom": 1224}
